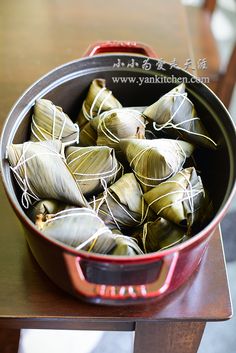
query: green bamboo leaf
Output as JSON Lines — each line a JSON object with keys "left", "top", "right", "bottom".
{"left": 133, "top": 217, "right": 187, "bottom": 253}
{"left": 143, "top": 83, "right": 217, "bottom": 149}
{"left": 96, "top": 108, "right": 146, "bottom": 151}
{"left": 92, "top": 173, "right": 153, "bottom": 229}
{"left": 119, "top": 138, "right": 194, "bottom": 192}
{"left": 110, "top": 235, "right": 143, "bottom": 256}
{"left": 77, "top": 78, "right": 122, "bottom": 129}
{"left": 144, "top": 167, "right": 206, "bottom": 227}
{"left": 65, "top": 145, "right": 123, "bottom": 196}
{"left": 30, "top": 99, "right": 79, "bottom": 146}
{"left": 36, "top": 208, "right": 116, "bottom": 254}
{"left": 7, "top": 140, "right": 88, "bottom": 208}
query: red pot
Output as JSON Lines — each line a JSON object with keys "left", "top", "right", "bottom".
{"left": 0, "top": 41, "right": 235, "bottom": 305}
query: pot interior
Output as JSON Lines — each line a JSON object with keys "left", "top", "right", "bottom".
{"left": 2, "top": 55, "right": 236, "bottom": 243}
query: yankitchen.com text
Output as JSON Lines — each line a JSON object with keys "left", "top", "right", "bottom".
{"left": 111, "top": 75, "right": 210, "bottom": 86}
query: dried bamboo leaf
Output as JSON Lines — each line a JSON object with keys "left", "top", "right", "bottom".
{"left": 30, "top": 99, "right": 79, "bottom": 146}
{"left": 144, "top": 167, "right": 206, "bottom": 227}
{"left": 77, "top": 79, "right": 122, "bottom": 129}
{"left": 143, "top": 83, "right": 217, "bottom": 149}
{"left": 7, "top": 140, "right": 88, "bottom": 208}
{"left": 28, "top": 199, "right": 67, "bottom": 222}
{"left": 133, "top": 217, "right": 187, "bottom": 253}
{"left": 79, "top": 121, "right": 97, "bottom": 146}
{"left": 92, "top": 173, "right": 154, "bottom": 229}
{"left": 96, "top": 108, "right": 146, "bottom": 151}
{"left": 119, "top": 138, "right": 194, "bottom": 192}
{"left": 109, "top": 235, "right": 143, "bottom": 256}
{"left": 36, "top": 208, "right": 116, "bottom": 254}
{"left": 109, "top": 172, "right": 144, "bottom": 214}
{"left": 111, "top": 228, "right": 124, "bottom": 235}
{"left": 65, "top": 145, "right": 123, "bottom": 196}
{"left": 144, "top": 84, "right": 185, "bottom": 125}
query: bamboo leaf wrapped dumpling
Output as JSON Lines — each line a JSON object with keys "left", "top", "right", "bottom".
{"left": 30, "top": 99, "right": 80, "bottom": 146}
{"left": 79, "top": 115, "right": 101, "bottom": 147}
{"left": 77, "top": 78, "right": 122, "bottom": 129}
{"left": 65, "top": 145, "right": 123, "bottom": 196}
{"left": 28, "top": 199, "right": 68, "bottom": 222}
{"left": 92, "top": 173, "right": 153, "bottom": 230}
{"left": 143, "top": 83, "right": 217, "bottom": 149}
{"left": 133, "top": 217, "right": 187, "bottom": 253}
{"left": 119, "top": 138, "right": 194, "bottom": 192}
{"left": 79, "top": 118, "right": 98, "bottom": 146}
{"left": 96, "top": 108, "right": 146, "bottom": 151}
{"left": 144, "top": 167, "right": 206, "bottom": 228}
{"left": 36, "top": 208, "right": 116, "bottom": 254}
{"left": 109, "top": 235, "right": 143, "bottom": 256}
{"left": 6, "top": 140, "right": 88, "bottom": 208}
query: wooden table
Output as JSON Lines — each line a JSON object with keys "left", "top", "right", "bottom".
{"left": 0, "top": 0, "right": 232, "bottom": 353}
{"left": 0, "top": 181, "right": 232, "bottom": 353}
{"left": 0, "top": 0, "right": 194, "bottom": 130}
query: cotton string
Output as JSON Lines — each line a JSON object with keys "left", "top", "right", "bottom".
{"left": 31, "top": 104, "right": 80, "bottom": 146}
{"left": 66, "top": 148, "right": 123, "bottom": 182}
{"left": 129, "top": 141, "right": 187, "bottom": 188}
{"left": 99, "top": 178, "right": 122, "bottom": 230}
{"left": 152, "top": 92, "right": 217, "bottom": 147}
{"left": 144, "top": 179, "right": 203, "bottom": 223}
{"left": 44, "top": 208, "right": 110, "bottom": 252}
{"left": 142, "top": 168, "right": 204, "bottom": 223}
{"left": 98, "top": 108, "right": 146, "bottom": 144}
{"left": 8, "top": 142, "right": 63, "bottom": 208}
{"left": 82, "top": 87, "right": 112, "bottom": 122}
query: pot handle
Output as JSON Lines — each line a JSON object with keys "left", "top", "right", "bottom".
{"left": 63, "top": 252, "right": 179, "bottom": 301}
{"left": 83, "top": 40, "right": 157, "bottom": 58}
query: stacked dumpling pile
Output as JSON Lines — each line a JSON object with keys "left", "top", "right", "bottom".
{"left": 7, "top": 79, "right": 216, "bottom": 256}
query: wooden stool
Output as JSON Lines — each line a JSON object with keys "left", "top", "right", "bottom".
{"left": 0, "top": 183, "right": 232, "bottom": 353}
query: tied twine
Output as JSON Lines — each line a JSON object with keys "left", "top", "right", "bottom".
{"left": 91, "top": 178, "right": 146, "bottom": 230}
{"left": 66, "top": 147, "right": 123, "bottom": 183}
{"left": 129, "top": 140, "right": 187, "bottom": 188}
{"left": 142, "top": 221, "right": 186, "bottom": 253}
{"left": 143, "top": 170, "right": 204, "bottom": 227}
{"left": 152, "top": 92, "right": 217, "bottom": 147}
{"left": 82, "top": 87, "right": 112, "bottom": 122}
{"left": 98, "top": 108, "right": 146, "bottom": 144}
{"left": 31, "top": 104, "right": 80, "bottom": 146}
{"left": 43, "top": 208, "right": 110, "bottom": 252}
{"left": 8, "top": 142, "right": 63, "bottom": 209}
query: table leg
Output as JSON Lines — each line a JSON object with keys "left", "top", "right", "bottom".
{"left": 0, "top": 328, "right": 20, "bottom": 353}
{"left": 133, "top": 321, "right": 206, "bottom": 353}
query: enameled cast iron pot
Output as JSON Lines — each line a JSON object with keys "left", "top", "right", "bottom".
{"left": 1, "top": 41, "right": 236, "bottom": 305}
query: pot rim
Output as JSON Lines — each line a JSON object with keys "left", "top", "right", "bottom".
{"left": 1, "top": 53, "right": 236, "bottom": 263}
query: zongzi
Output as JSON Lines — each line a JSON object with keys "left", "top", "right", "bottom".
{"left": 109, "top": 235, "right": 143, "bottom": 256}
{"left": 96, "top": 108, "right": 146, "bottom": 150}
{"left": 7, "top": 140, "right": 88, "bottom": 208}
{"left": 28, "top": 199, "right": 68, "bottom": 222}
{"left": 119, "top": 138, "right": 194, "bottom": 192}
{"left": 133, "top": 217, "right": 187, "bottom": 253}
{"left": 143, "top": 83, "right": 217, "bottom": 149}
{"left": 36, "top": 208, "right": 116, "bottom": 254}
{"left": 65, "top": 145, "right": 123, "bottom": 196}
{"left": 30, "top": 99, "right": 80, "bottom": 146}
{"left": 144, "top": 167, "right": 206, "bottom": 228}
{"left": 92, "top": 173, "right": 153, "bottom": 229}
{"left": 77, "top": 78, "right": 122, "bottom": 129}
